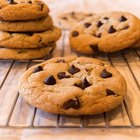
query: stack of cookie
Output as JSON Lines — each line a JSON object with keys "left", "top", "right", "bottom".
{"left": 0, "top": 0, "right": 61, "bottom": 59}
{"left": 70, "top": 11, "right": 140, "bottom": 54}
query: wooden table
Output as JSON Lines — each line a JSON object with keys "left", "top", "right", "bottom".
{"left": 0, "top": 0, "right": 140, "bottom": 139}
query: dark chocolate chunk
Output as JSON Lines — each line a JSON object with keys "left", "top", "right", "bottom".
{"left": 34, "top": 66, "right": 43, "bottom": 73}
{"left": 90, "top": 44, "right": 99, "bottom": 53}
{"left": 108, "top": 25, "right": 116, "bottom": 33}
{"left": 68, "top": 65, "right": 80, "bottom": 74}
{"left": 94, "top": 33, "right": 102, "bottom": 38}
{"left": 71, "top": 31, "right": 79, "bottom": 37}
{"left": 103, "top": 17, "right": 109, "bottom": 20}
{"left": 63, "top": 97, "right": 80, "bottom": 109}
{"left": 81, "top": 77, "right": 91, "bottom": 89}
{"left": 28, "top": 0, "right": 32, "bottom": 3}
{"left": 71, "top": 12, "right": 75, "bottom": 16}
{"left": 56, "top": 59, "right": 65, "bottom": 63}
{"left": 88, "top": 13, "right": 93, "bottom": 16}
{"left": 120, "top": 16, "right": 127, "bottom": 22}
{"left": 44, "top": 75, "right": 56, "bottom": 85}
{"left": 97, "top": 21, "right": 103, "bottom": 27}
{"left": 106, "top": 89, "right": 116, "bottom": 96}
{"left": 62, "top": 17, "right": 67, "bottom": 20}
{"left": 84, "top": 23, "right": 91, "bottom": 28}
{"left": 75, "top": 77, "right": 91, "bottom": 89}
{"left": 57, "top": 72, "right": 71, "bottom": 79}
{"left": 100, "top": 69, "right": 112, "bottom": 78}
{"left": 8, "top": 0, "right": 17, "bottom": 4}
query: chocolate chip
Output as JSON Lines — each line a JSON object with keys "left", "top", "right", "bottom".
{"left": 75, "top": 77, "right": 91, "bottom": 89}
{"left": 108, "top": 25, "right": 116, "bottom": 34}
{"left": 28, "top": 0, "right": 32, "bottom": 3}
{"left": 103, "top": 17, "right": 109, "bottom": 20}
{"left": 81, "top": 77, "right": 91, "bottom": 89}
{"left": 71, "top": 12, "right": 75, "bottom": 16}
{"left": 88, "top": 13, "right": 93, "bottom": 16}
{"left": 34, "top": 66, "right": 43, "bottom": 73}
{"left": 122, "top": 25, "right": 129, "bottom": 30}
{"left": 90, "top": 44, "right": 99, "bottom": 53}
{"left": 68, "top": 65, "right": 80, "bottom": 74}
{"left": 106, "top": 89, "right": 116, "bottom": 96}
{"left": 84, "top": 23, "right": 91, "bottom": 28}
{"left": 120, "top": 16, "right": 127, "bottom": 22}
{"left": 71, "top": 31, "right": 79, "bottom": 37}
{"left": 63, "top": 97, "right": 80, "bottom": 109}
{"left": 97, "top": 21, "right": 103, "bottom": 27}
{"left": 100, "top": 69, "right": 112, "bottom": 78}
{"left": 57, "top": 72, "right": 71, "bottom": 79}
{"left": 8, "top": 0, "right": 17, "bottom": 4}
{"left": 94, "top": 33, "right": 102, "bottom": 38}
{"left": 56, "top": 59, "right": 65, "bottom": 63}
{"left": 62, "top": 17, "right": 67, "bottom": 20}
{"left": 44, "top": 75, "right": 56, "bottom": 85}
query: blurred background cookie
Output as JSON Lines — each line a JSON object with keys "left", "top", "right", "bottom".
{"left": 58, "top": 11, "right": 95, "bottom": 30}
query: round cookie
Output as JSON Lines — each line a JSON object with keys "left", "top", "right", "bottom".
{"left": 18, "top": 56, "right": 127, "bottom": 115}
{"left": 0, "top": 43, "right": 56, "bottom": 59}
{"left": 70, "top": 11, "right": 140, "bottom": 54}
{"left": 0, "top": 15, "right": 53, "bottom": 32}
{"left": 0, "top": 0, "right": 49, "bottom": 21}
{"left": 58, "top": 12, "right": 94, "bottom": 29}
{"left": 0, "top": 26, "right": 61, "bottom": 49}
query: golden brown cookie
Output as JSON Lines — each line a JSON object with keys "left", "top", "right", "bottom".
{"left": 0, "top": 43, "right": 56, "bottom": 59}
{"left": 0, "top": 0, "right": 49, "bottom": 21}
{"left": 0, "top": 26, "right": 61, "bottom": 49}
{"left": 70, "top": 12, "right": 140, "bottom": 54}
{"left": 18, "top": 56, "right": 127, "bottom": 115}
{"left": 0, "top": 15, "right": 53, "bottom": 32}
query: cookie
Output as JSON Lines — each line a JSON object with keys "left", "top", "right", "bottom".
{"left": 0, "top": 0, "right": 49, "bottom": 21}
{"left": 70, "top": 11, "right": 140, "bottom": 54}
{"left": 58, "top": 12, "right": 94, "bottom": 29}
{"left": 18, "top": 56, "right": 127, "bottom": 115}
{"left": 0, "top": 15, "right": 53, "bottom": 32}
{"left": 0, "top": 43, "right": 55, "bottom": 59}
{"left": 0, "top": 26, "right": 61, "bottom": 49}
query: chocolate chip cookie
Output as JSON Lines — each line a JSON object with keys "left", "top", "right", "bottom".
{"left": 58, "top": 12, "right": 94, "bottom": 29}
{"left": 0, "top": 43, "right": 55, "bottom": 59}
{"left": 0, "top": 26, "right": 61, "bottom": 49}
{"left": 0, "top": 15, "right": 53, "bottom": 32}
{"left": 0, "top": 0, "right": 49, "bottom": 21}
{"left": 18, "top": 56, "right": 127, "bottom": 115}
{"left": 70, "top": 11, "right": 140, "bottom": 54}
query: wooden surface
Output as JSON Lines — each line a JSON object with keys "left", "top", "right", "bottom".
{"left": 0, "top": 0, "right": 140, "bottom": 139}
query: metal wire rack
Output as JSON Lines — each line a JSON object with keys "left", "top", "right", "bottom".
{"left": 0, "top": 31, "right": 140, "bottom": 130}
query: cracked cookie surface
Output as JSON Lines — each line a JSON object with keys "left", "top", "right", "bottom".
{"left": 18, "top": 56, "right": 127, "bottom": 115}
{"left": 0, "top": 26, "right": 61, "bottom": 49}
{"left": 0, "top": 0, "right": 49, "bottom": 21}
{"left": 70, "top": 11, "right": 140, "bottom": 54}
